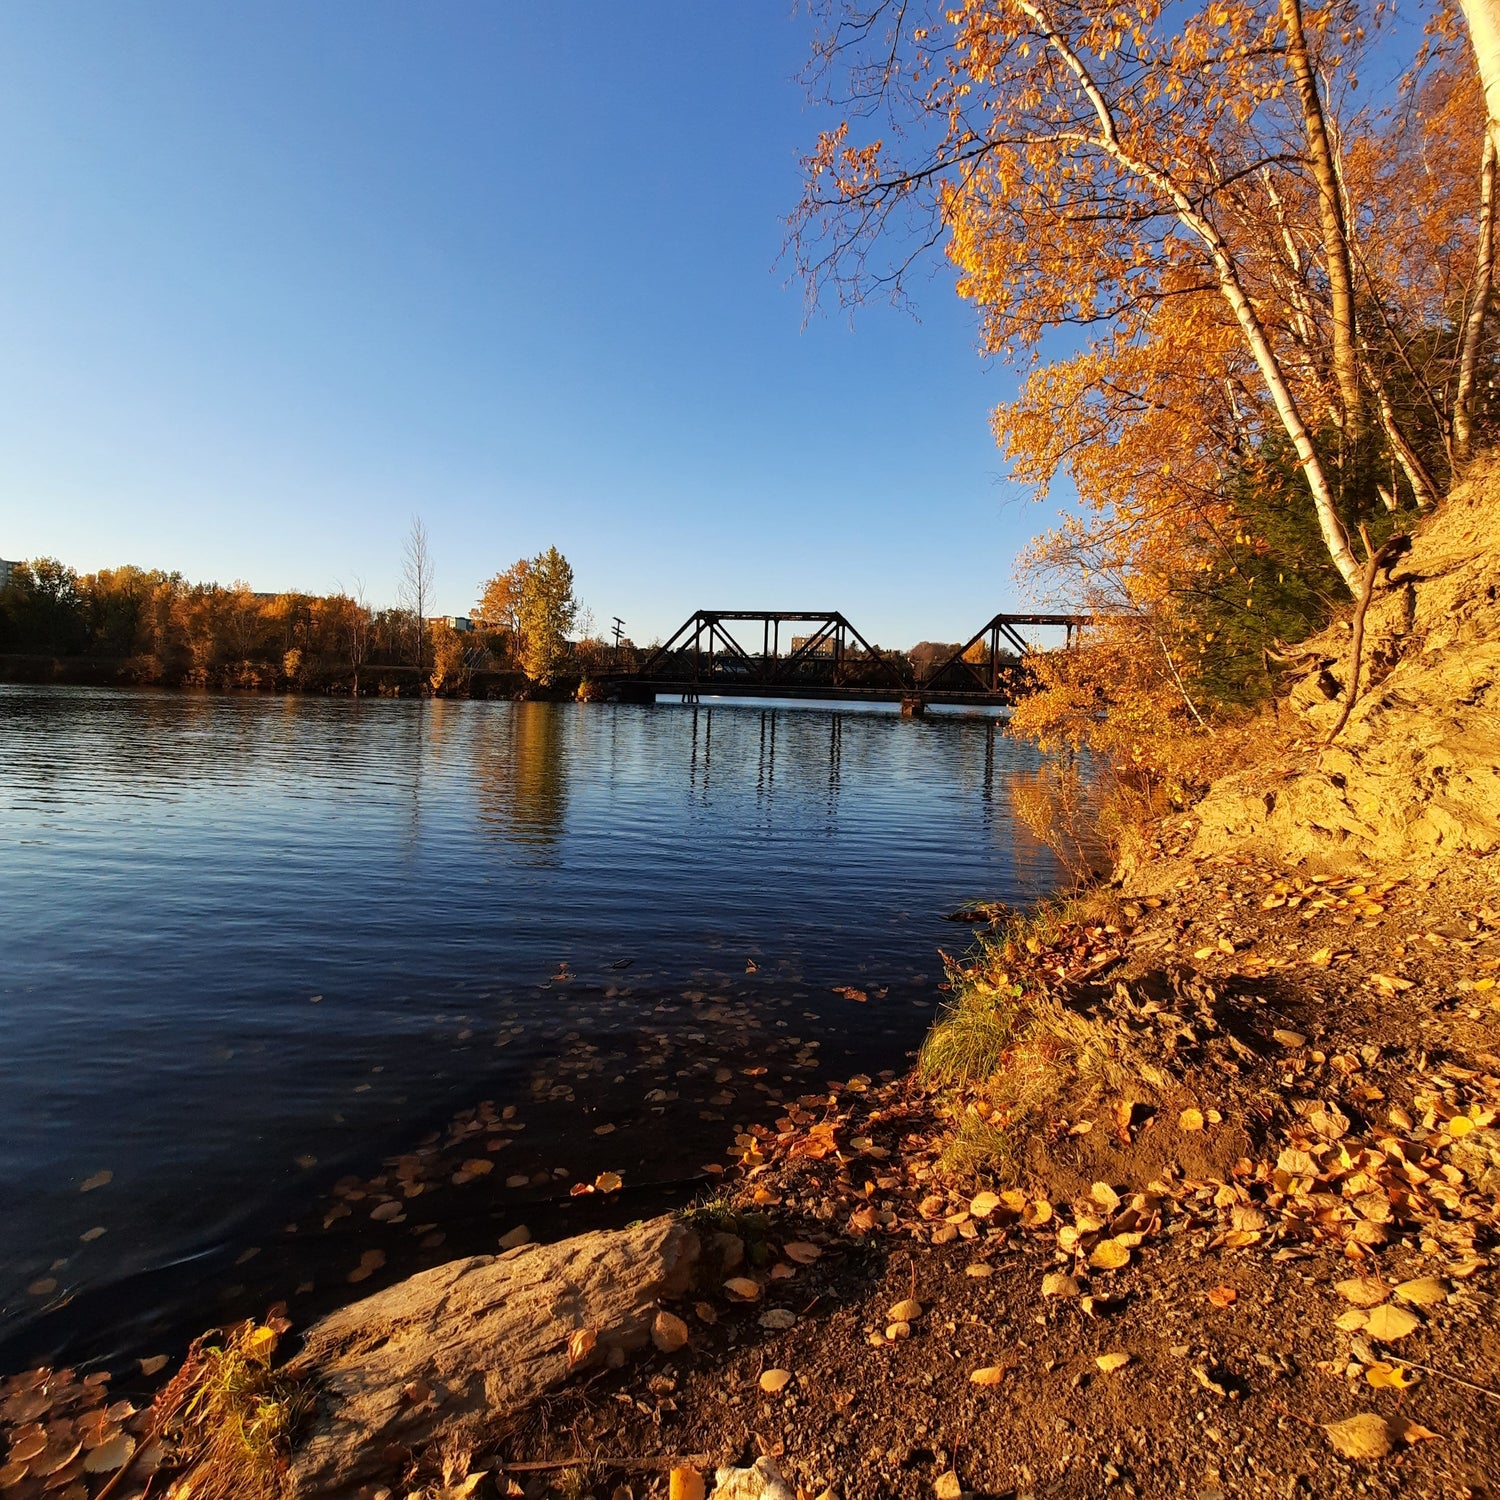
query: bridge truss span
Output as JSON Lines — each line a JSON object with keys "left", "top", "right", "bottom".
{"left": 609, "top": 608, "right": 1089, "bottom": 708}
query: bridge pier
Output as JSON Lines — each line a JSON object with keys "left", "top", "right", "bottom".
{"left": 900, "top": 694, "right": 927, "bottom": 718}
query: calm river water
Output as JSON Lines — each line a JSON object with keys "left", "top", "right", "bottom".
{"left": 0, "top": 686, "right": 1062, "bottom": 1363}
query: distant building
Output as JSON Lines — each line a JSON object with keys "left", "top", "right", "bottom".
{"left": 789, "top": 634, "right": 835, "bottom": 657}
{"left": 0, "top": 559, "right": 18, "bottom": 589}
{"left": 429, "top": 615, "right": 478, "bottom": 633}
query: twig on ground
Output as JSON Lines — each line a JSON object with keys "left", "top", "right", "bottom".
{"left": 497, "top": 1454, "right": 713, "bottom": 1473}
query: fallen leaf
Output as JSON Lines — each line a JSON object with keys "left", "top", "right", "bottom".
{"left": 1390, "top": 1417, "right": 1441, "bottom": 1445}
{"left": 783, "top": 1242, "right": 822, "bottom": 1265}
{"left": 568, "top": 1327, "right": 598, "bottom": 1369}
{"left": 1324, "top": 1412, "right": 1392, "bottom": 1460}
{"left": 1394, "top": 1277, "right": 1446, "bottom": 1308}
{"left": 969, "top": 1191, "right": 1001, "bottom": 1219}
{"left": 1089, "top": 1239, "right": 1131, "bottom": 1271}
{"left": 82, "top": 1434, "right": 134, "bottom": 1474}
{"left": 1364, "top": 1304, "right": 1420, "bottom": 1342}
{"left": 668, "top": 1469, "right": 706, "bottom": 1500}
{"left": 1335, "top": 1309, "right": 1369, "bottom": 1332}
{"left": 887, "top": 1299, "right": 923, "bottom": 1322}
{"left": 1095, "top": 1352, "right": 1131, "bottom": 1373}
{"left": 594, "top": 1171, "right": 623, "bottom": 1194}
{"left": 138, "top": 1355, "right": 169, "bottom": 1377}
{"left": 1365, "top": 1361, "right": 1419, "bottom": 1390}
{"left": 1041, "top": 1272, "right": 1080, "bottom": 1299}
{"left": 1334, "top": 1276, "right": 1388, "bottom": 1309}
{"left": 1178, "top": 1107, "right": 1204, "bottom": 1132}
{"left": 724, "top": 1277, "right": 762, "bottom": 1302}
{"left": 1206, "top": 1286, "right": 1237, "bottom": 1309}
{"left": 652, "top": 1311, "right": 689, "bottom": 1353}
{"left": 759, "top": 1368, "right": 793, "bottom": 1393}
{"left": 1090, "top": 1181, "right": 1122, "bottom": 1212}
{"left": 759, "top": 1309, "right": 797, "bottom": 1331}
{"left": 498, "top": 1225, "right": 531, "bottom": 1250}
{"left": 1368, "top": 973, "right": 1414, "bottom": 994}
{"left": 79, "top": 1171, "right": 113, "bottom": 1193}
{"left": 10, "top": 1428, "right": 46, "bottom": 1462}
{"left": 970, "top": 1366, "right": 1008, "bottom": 1385}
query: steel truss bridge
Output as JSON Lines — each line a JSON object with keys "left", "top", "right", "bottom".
{"left": 603, "top": 609, "right": 1088, "bottom": 711}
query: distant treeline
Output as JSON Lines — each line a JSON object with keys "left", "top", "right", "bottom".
{"left": 0, "top": 557, "right": 627, "bottom": 697}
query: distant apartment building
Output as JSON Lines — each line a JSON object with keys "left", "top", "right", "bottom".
{"left": 0, "top": 559, "right": 18, "bottom": 589}
{"left": 789, "top": 634, "right": 835, "bottom": 657}
{"left": 429, "top": 614, "right": 479, "bottom": 633}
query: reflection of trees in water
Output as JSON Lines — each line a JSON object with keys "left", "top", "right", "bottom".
{"left": 473, "top": 702, "right": 569, "bottom": 854}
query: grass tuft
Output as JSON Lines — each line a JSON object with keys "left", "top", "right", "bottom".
{"left": 149, "top": 1320, "right": 307, "bottom": 1500}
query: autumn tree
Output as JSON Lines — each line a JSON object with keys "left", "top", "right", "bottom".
{"left": 515, "top": 546, "right": 578, "bottom": 685}
{"left": 795, "top": 0, "right": 1495, "bottom": 598}
{"left": 476, "top": 557, "right": 532, "bottom": 663}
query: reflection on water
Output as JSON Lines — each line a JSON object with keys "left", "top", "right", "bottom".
{"left": 473, "top": 699, "right": 571, "bottom": 853}
{"left": 0, "top": 687, "right": 1062, "bottom": 1349}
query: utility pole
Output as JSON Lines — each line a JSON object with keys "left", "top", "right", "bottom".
{"left": 612, "top": 616, "right": 625, "bottom": 652}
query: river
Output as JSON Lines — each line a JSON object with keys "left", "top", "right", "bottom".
{"left": 0, "top": 686, "right": 1062, "bottom": 1365}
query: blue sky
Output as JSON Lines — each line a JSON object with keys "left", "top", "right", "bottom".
{"left": 0, "top": 3, "right": 1060, "bottom": 647}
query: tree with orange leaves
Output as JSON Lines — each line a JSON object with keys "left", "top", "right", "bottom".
{"left": 794, "top": 0, "right": 1495, "bottom": 596}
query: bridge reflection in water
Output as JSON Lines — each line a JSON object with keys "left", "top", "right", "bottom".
{"left": 603, "top": 609, "right": 1088, "bottom": 711}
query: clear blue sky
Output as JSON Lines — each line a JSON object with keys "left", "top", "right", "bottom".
{"left": 0, "top": 3, "right": 1059, "bottom": 648}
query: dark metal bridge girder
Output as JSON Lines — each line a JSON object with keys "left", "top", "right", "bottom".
{"left": 614, "top": 608, "right": 1088, "bottom": 706}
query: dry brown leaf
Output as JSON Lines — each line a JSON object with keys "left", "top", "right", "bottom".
{"left": 1089, "top": 1239, "right": 1131, "bottom": 1271}
{"left": 1090, "top": 1182, "right": 1122, "bottom": 1212}
{"left": 969, "top": 1191, "right": 1002, "bottom": 1219}
{"left": 1335, "top": 1309, "right": 1369, "bottom": 1332}
{"left": 1334, "top": 1276, "right": 1389, "bottom": 1309}
{"left": 1178, "top": 1107, "right": 1204, "bottom": 1132}
{"left": 887, "top": 1298, "right": 923, "bottom": 1322}
{"left": 1095, "top": 1352, "right": 1131, "bottom": 1373}
{"left": 567, "top": 1327, "right": 597, "bottom": 1369}
{"left": 1365, "top": 1304, "right": 1420, "bottom": 1342}
{"left": 81, "top": 1434, "right": 134, "bottom": 1474}
{"left": 9, "top": 1428, "right": 46, "bottom": 1463}
{"left": 758, "top": 1309, "right": 797, "bottom": 1331}
{"left": 138, "top": 1355, "right": 168, "bottom": 1378}
{"left": 970, "top": 1366, "right": 1008, "bottom": 1385}
{"left": 1323, "top": 1413, "right": 1392, "bottom": 1460}
{"left": 783, "top": 1242, "right": 822, "bottom": 1264}
{"left": 759, "top": 1368, "right": 793, "bottom": 1393}
{"left": 1041, "top": 1272, "right": 1080, "bottom": 1299}
{"left": 1390, "top": 1417, "right": 1441, "bottom": 1446}
{"left": 79, "top": 1171, "right": 112, "bottom": 1193}
{"left": 724, "top": 1277, "right": 762, "bottom": 1302}
{"left": 1394, "top": 1277, "right": 1446, "bottom": 1308}
{"left": 594, "top": 1171, "right": 623, "bottom": 1193}
{"left": 1205, "top": 1286, "right": 1237, "bottom": 1309}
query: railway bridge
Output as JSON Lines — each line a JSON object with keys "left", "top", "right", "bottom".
{"left": 600, "top": 609, "right": 1087, "bottom": 713}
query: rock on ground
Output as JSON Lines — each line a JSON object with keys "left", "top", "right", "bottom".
{"left": 285, "top": 1215, "right": 700, "bottom": 1497}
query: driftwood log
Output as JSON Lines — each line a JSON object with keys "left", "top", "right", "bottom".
{"left": 285, "top": 1215, "right": 701, "bottom": 1497}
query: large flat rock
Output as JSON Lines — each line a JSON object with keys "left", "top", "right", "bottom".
{"left": 286, "top": 1215, "right": 700, "bottom": 1497}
